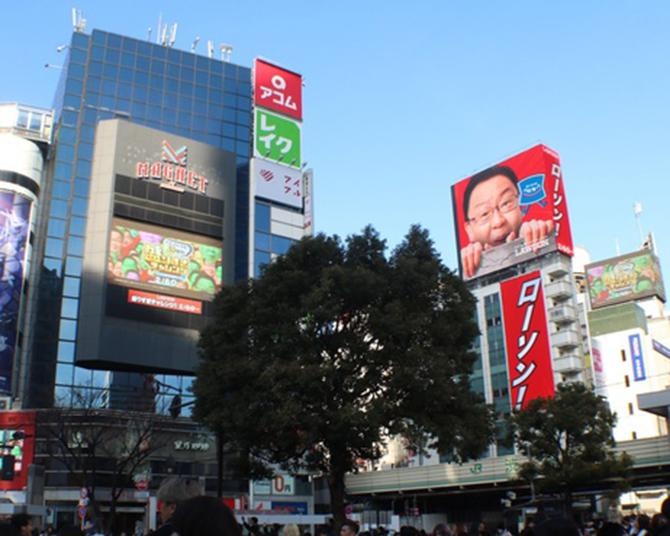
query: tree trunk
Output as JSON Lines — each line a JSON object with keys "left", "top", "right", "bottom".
{"left": 328, "top": 448, "right": 348, "bottom": 531}
{"left": 216, "top": 428, "right": 224, "bottom": 498}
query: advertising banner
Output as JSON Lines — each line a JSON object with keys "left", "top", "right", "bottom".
{"left": 254, "top": 109, "right": 301, "bottom": 169}
{"left": 628, "top": 333, "right": 646, "bottom": 381}
{"left": 303, "top": 169, "right": 314, "bottom": 235}
{"left": 591, "top": 338, "right": 605, "bottom": 388}
{"left": 108, "top": 218, "right": 223, "bottom": 302}
{"left": 0, "top": 191, "right": 32, "bottom": 393}
{"left": 0, "top": 411, "right": 36, "bottom": 491}
{"left": 500, "top": 270, "right": 555, "bottom": 410}
{"left": 586, "top": 251, "right": 665, "bottom": 309}
{"left": 451, "top": 144, "right": 573, "bottom": 281}
{"left": 254, "top": 59, "right": 303, "bottom": 121}
{"left": 127, "top": 290, "right": 202, "bottom": 315}
{"left": 251, "top": 158, "right": 303, "bottom": 209}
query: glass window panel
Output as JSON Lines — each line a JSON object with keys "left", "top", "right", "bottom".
{"left": 85, "top": 93, "right": 99, "bottom": 107}
{"left": 58, "top": 341, "right": 75, "bottom": 363}
{"left": 149, "top": 74, "right": 163, "bottom": 89}
{"left": 62, "top": 110, "right": 78, "bottom": 126}
{"left": 70, "top": 217, "right": 87, "bottom": 236}
{"left": 136, "top": 55, "right": 150, "bottom": 70}
{"left": 102, "top": 64, "right": 119, "bottom": 79}
{"left": 236, "top": 110, "right": 250, "bottom": 127}
{"left": 77, "top": 143, "right": 93, "bottom": 161}
{"left": 222, "top": 108, "right": 235, "bottom": 122}
{"left": 254, "top": 251, "right": 271, "bottom": 278}
{"left": 51, "top": 181, "right": 71, "bottom": 200}
{"left": 48, "top": 218, "right": 67, "bottom": 238}
{"left": 73, "top": 178, "right": 89, "bottom": 197}
{"left": 57, "top": 144, "right": 75, "bottom": 161}
{"left": 100, "top": 95, "right": 116, "bottom": 109}
{"left": 131, "top": 102, "right": 146, "bottom": 117}
{"left": 224, "top": 78, "right": 236, "bottom": 93}
{"left": 72, "top": 197, "right": 88, "bottom": 216}
{"left": 271, "top": 235, "right": 295, "bottom": 255}
{"left": 61, "top": 298, "right": 79, "bottom": 319}
{"left": 119, "top": 67, "right": 133, "bottom": 83}
{"left": 56, "top": 364, "right": 74, "bottom": 386}
{"left": 59, "top": 319, "right": 77, "bottom": 341}
{"left": 117, "top": 82, "right": 132, "bottom": 99}
{"left": 235, "top": 141, "right": 249, "bottom": 158}
{"left": 222, "top": 123, "right": 235, "bottom": 138}
{"left": 50, "top": 199, "right": 68, "bottom": 219}
{"left": 194, "top": 86, "right": 207, "bottom": 100}
{"left": 63, "top": 95, "right": 80, "bottom": 109}
{"left": 150, "top": 60, "right": 165, "bottom": 74}
{"left": 74, "top": 367, "right": 92, "bottom": 385}
{"left": 107, "top": 33, "right": 121, "bottom": 48}
{"left": 255, "top": 232, "right": 270, "bottom": 251}
{"left": 237, "top": 95, "right": 251, "bottom": 111}
{"left": 88, "top": 61, "right": 103, "bottom": 77}
{"left": 63, "top": 277, "right": 80, "bottom": 298}
{"left": 91, "top": 45, "right": 104, "bottom": 60}
{"left": 76, "top": 160, "right": 91, "bottom": 177}
{"left": 43, "top": 257, "right": 62, "bottom": 275}
{"left": 65, "top": 256, "right": 83, "bottom": 277}
{"left": 44, "top": 238, "right": 64, "bottom": 257}
{"left": 67, "top": 236, "right": 84, "bottom": 256}
{"left": 223, "top": 94, "right": 236, "bottom": 108}
{"left": 209, "top": 75, "right": 222, "bottom": 90}
{"left": 236, "top": 125, "right": 250, "bottom": 139}
{"left": 120, "top": 52, "right": 135, "bottom": 67}
{"left": 116, "top": 98, "right": 131, "bottom": 113}
{"left": 58, "top": 127, "right": 76, "bottom": 145}
{"left": 102, "top": 79, "right": 117, "bottom": 95}
{"left": 104, "top": 48, "right": 120, "bottom": 64}
{"left": 255, "top": 203, "right": 270, "bottom": 232}
{"left": 69, "top": 48, "right": 86, "bottom": 64}
{"left": 92, "top": 371, "right": 107, "bottom": 389}
{"left": 221, "top": 138, "right": 234, "bottom": 152}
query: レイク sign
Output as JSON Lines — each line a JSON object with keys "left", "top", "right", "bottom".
{"left": 500, "top": 271, "right": 555, "bottom": 410}
{"left": 254, "top": 59, "right": 302, "bottom": 121}
{"left": 136, "top": 140, "right": 208, "bottom": 194}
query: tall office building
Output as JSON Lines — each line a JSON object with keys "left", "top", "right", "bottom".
{"left": 16, "top": 26, "right": 311, "bottom": 411}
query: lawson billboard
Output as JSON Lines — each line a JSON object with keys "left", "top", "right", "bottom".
{"left": 451, "top": 144, "right": 573, "bottom": 281}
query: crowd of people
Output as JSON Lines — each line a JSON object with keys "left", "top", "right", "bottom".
{"left": 0, "top": 484, "right": 667, "bottom": 536}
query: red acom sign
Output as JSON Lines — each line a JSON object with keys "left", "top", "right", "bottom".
{"left": 254, "top": 59, "right": 302, "bottom": 121}
{"left": 500, "top": 270, "right": 555, "bottom": 410}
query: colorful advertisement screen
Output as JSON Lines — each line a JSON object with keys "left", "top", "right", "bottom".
{"left": 0, "top": 191, "right": 32, "bottom": 393}
{"left": 585, "top": 250, "right": 665, "bottom": 309}
{"left": 451, "top": 144, "right": 573, "bottom": 281}
{"left": 108, "top": 218, "right": 223, "bottom": 301}
{"left": 500, "top": 270, "right": 555, "bottom": 410}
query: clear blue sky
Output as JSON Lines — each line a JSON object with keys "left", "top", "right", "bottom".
{"left": 3, "top": 1, "right": 670, "bottom": 280}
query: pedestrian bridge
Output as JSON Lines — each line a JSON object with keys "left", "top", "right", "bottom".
{"left": 344, "top": 435, "right": 670, "bottom": 496}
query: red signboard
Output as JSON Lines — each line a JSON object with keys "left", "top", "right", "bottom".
{"left": 254, "top": 59, "right": 303, "bottom": 120}
{"left": 128, "top": 290, "right": 202, "bottom": 315}
{"left": 500, "top": 271, "right": 555, "bottom": 410}
{"left": 0, "top": 411, "right": 36, "bottom": 491}
{"left": 451, "top": 144, "right": 573, "bottom": 280}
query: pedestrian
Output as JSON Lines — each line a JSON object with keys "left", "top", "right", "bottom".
{"left": 9, "top": 515, "right": 32, "bottom": 536}
{"left": 341, "top": 522, "right": 359, "bottom": 536}
{"left": 153, "top": 476, "right": 201, "bottom": 536}
{"left": 284, "top": 525, "right": 301, "bottom": 536}
{"left": 433, "top": 524, "right": 451, "bottom": 536}
{"left": 171, "top": 495, "right": 241, "bottom": 536}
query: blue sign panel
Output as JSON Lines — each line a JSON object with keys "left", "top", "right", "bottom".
{"left": 652, "top": 339, "right": 670, "bottom": 359}
{"left": 271, "top": 501, "right": 308, "bottom": 515}
{"left": 628, "top": 333, "right": 646, "bottom": 381}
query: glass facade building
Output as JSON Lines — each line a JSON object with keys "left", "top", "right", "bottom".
{"left": 24, "top": 29, "right": 255, "bottom": 410}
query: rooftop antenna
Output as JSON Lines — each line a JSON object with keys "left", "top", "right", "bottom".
{"left": 634, "top": 202, "right": 644, "bottom": 244}
{"left": 71, "top": 8, "right": 86, "bottom": 33}
{"left": 191, "top": 36, "right": 200, "bottom": 52}
{"left": 169, "top": 23, "right": 178, "bottom": 47}
{"left": 147, "top": 27, "right": 152, "bottom": 41}
{"left": 220, "top": 43, "right": 233, "bottom": 62}
{"left": 207, "top": 40, "right": 214, "bottom": 59}
{"left": 160, "top": 24, "right": 168, "bottom": 46}
{"left": 156, "top": 13, "right": 162, "bottom": 44}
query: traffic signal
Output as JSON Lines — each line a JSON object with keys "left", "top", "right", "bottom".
{"left": 1, "top": 455, "right": 15, "bottom": 480}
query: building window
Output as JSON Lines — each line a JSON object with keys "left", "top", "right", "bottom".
{"left": 624, "top": 375, "right": 630, "bottom": 387}
{"left": 632, "top": 431, "right": 637, "bottom": 440}
{"left": 628, "top": 402, "right": 634, "bottom": 415}
{"left": 621, "top": 349, "right": 626, "bottom": 362}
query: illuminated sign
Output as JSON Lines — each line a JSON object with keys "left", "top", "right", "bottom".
{"left": 586, "top": 251, "right": 665, "bottom": 309}
{"left": 629, "top": 333, "right": 646, "bottom": 381}
{"left": 451, "top": 144, "right": 573, "bottom": 281}
{"left": 254, "top": 110, "right": 301, "bottom": 168}
{"left": 0, "top": 191, "right": 32, "bottom": 393}
{"left": 108, "top": 218, "right": 222, "bottom": 302}
{"left": 128, "top": 290, "right": 202, "bottom": 315}
{"left": 136, "top": 140, "right": 209, "bottom": 194}
{"left": 0, "top": 411, "right": 35, "bottom": 491}
{"left": 500, "top": 271, "right": 555, "bottom": 410}
{"left": 254, "top": 59, "right": 303, "bottom": 121}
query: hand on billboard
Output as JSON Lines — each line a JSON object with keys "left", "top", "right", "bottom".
{"left": 516, "top": 219, "right": 554, "bottom": 251}
{"left": 461, "top": 241, "right": 484, "bottom": 279}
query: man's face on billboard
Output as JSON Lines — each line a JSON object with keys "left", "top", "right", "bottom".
{"left": 465, "top": 174, "right": 522, "bottom": 247}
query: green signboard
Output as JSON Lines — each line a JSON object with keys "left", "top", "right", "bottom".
{"left": 254, "top": 109, "right": 301, "bottom": 168}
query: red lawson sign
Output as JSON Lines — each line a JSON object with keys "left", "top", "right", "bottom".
{"left": 500, "top": 271, "right": 555, "bottom": 410}
{"left": 254, "top": 59, "right": 302, "bottom": 120}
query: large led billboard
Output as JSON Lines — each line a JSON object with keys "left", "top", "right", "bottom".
{"left": 451, "top": 144, "right": 573, "bottom": 281}
{"left": 0, "top": 191, "right": 32, "bottom": 393}
{"left": 108, "top": 218, "right": 223, "bottom": 302}
{"left": 253, "top": 58, "right": 303, "bottom": 121}
{"left": 585, "top": 250, "right": 665, "bottom": 309}
{"left": 500, "top": 270, "right": 555, "bottom": 410}
{"left": 0, "top": 411, "right": 35, "bottom": 491}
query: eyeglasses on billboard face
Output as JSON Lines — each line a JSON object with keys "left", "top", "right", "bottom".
{"left": 467, "top": 194, "right": 519, "bottom": 226}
